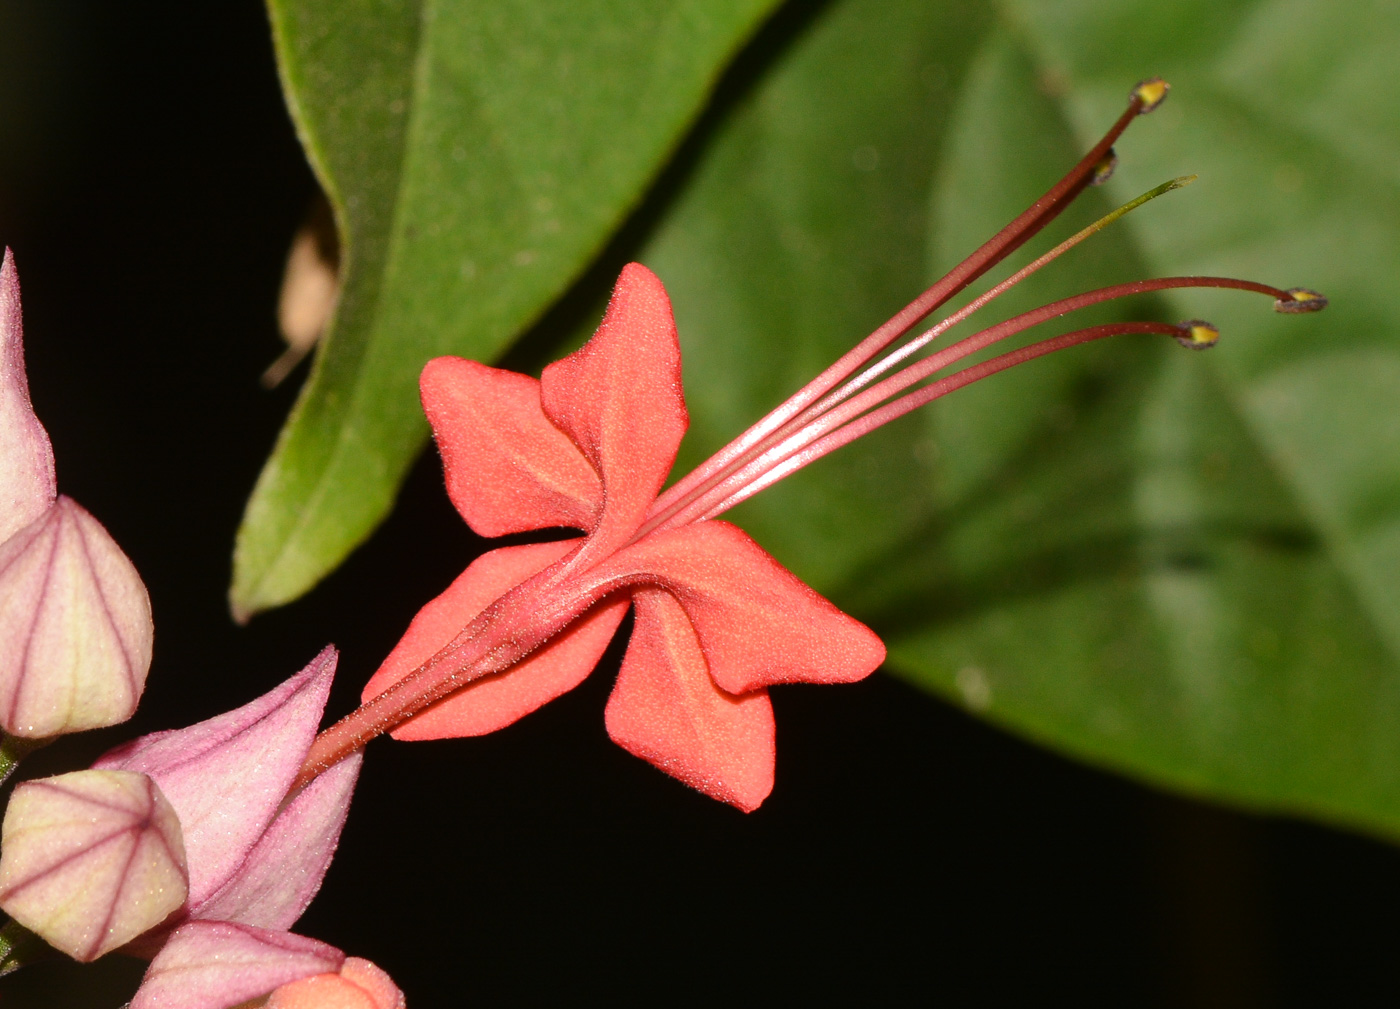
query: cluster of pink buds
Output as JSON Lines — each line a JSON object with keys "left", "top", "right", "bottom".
{"left": 0, "top": 250, "right": 402, "bottom": 1007}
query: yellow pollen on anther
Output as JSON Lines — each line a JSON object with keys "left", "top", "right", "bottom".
{"left": 1176, "top": 320, "right": 1219, "bottom": 349}
{"left": 1275, "top": 287, "right": 1329, "bottom": 313}
{"left": 1133, "top": 77, "right": 1170, "bottom": 113}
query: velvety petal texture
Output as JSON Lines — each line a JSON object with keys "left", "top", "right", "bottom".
{"left": 600, "top": 521, "right": 886, "bottom": 694}
{"left": 265, "top": 957, "right": 406, "bottom": 1009}
{"left": 422, "top": 358, "right": 602, "bottom": 538}
{"left": 364, "top": 541, "right": 628, "bottom": 741}
{"left": 95, "top": 648, "right": 337, "bottom": 907}
{"left": 0, "top": 769, "right": 187, "bottom": 961}
{"left": 540, "top": 262, "right": 687, "bottom": 556}
{"left": 606, "top": 589, "right": 775, "bottom": 811}
{"left": 381, "top": 264, "right": 885, "bottom": 811}
{"left": 0, "top": 248, "right": 56, "bottom": 545}
{"left": 0, "top": 495, "right": 154, "bottom": 736}
{"left": 193, "top": 751, "right": 362, "bottom": 929}
{"left": 131, "top": 920, "right": 344, "bottom": 1009}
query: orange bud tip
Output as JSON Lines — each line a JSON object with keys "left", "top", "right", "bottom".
{"left": 1275, "top": 287, "right": 1328, "bottom": 313}
{"left": 1132, "top": 77, "right": 1169, "bottom": 114}
{"left": 1090, "top": 149, "right": 1118, "bottom": 186}
{"left": 1174, "top": 319, "right": 1219, "bottom": 350}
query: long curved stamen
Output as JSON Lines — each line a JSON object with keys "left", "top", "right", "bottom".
{"left": 652, "top": 277, "right": 1299, "bottom": 532}
{"left": 701, "top": 321, "right": 1190, "bottom": 517}
{"left": 644, "top": 79, "right": 1170, "bottom": 532}
{"left": 807, "top": 176, "right": 1196, "bottom": 415}
{"left": 633, "top": 176, "right": 1197, "bottom": 541}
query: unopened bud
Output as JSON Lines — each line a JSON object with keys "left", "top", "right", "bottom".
{"left": 1175, "top": 320, "right": 1220, "bottom": 350}
{"left": 1090, "top": 149, "right": 1118, "bottom": 186}
{"left": 0, "top": 249, "right": 57, "bottom": 546}
{"left": 0, "top": 769, "right": 187, "bottom": 961}
{"left": 265, "top": 956, "right": 407, "bottom": 1009}
{"left": 1274, "top": 287, "right": 1328, "bottom": 313}
{"left": 1132, "top": 77, "right": 1169, "bottom": 113}
{"left": 0, "top": 496, "right": 153, "bottom": 737}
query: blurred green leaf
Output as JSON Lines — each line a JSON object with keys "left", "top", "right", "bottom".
{"left": 232, "top": 0, "right": 780, "bottom": 617}
{"left": 866, "top": 3, "right": 1400, "bottom": 838}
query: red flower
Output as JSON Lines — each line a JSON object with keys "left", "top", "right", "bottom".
{"left": 362, "top": 264, "right": 884, "bottom": 811}
{"left": 297, "top": 77, "right": 1323, "bottom": 815}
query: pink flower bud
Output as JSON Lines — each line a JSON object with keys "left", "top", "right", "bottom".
{"left": 0, "top": 248, "right": 56, "bottom": 546}
{"left": 0, "top": 495, "right": 154, "bottom": 736}
{"left": 264, "top": 957, "right": 405, "bottom": 1009}
{"left": 0, "top": 769, "right": 187, "bottom": 961}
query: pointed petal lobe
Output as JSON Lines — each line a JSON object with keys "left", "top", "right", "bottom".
{"left": 606, "top": 589, "right": 774, "bottom": 812}
{"left": 131, "top": 920, "right": 344, "bottom": 1009}
{"left": 94, "top": 648, "right": 337, "bottom": 907}
{"left": 0, "top": 770, "right": 187, "bottom": 961}
{"left": 540, "top": 263, "right": 687, "bottom": 554}
{"left": 599, "top": 521, "right": 885, "bottom": 695}
{"left": 364, "top": 540, "right": 627, "bottom": 741}
{"left": 193, "top": 750, "right": 362, "bottom": 930}
{"left": 0, "top": 496, "right": 153, "bottom": 737}
{"left": 0, "top": 249, "right": 56, "bottom": 545}
{"left": 421, "top": 356, "right": 601, "bottom": 537}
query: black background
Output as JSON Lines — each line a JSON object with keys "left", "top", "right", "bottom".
{"left": 0, "top": 2, "right": 1397, "bottom": 1006}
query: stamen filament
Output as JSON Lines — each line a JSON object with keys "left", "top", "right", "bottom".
{"left": 817, "top": 176, "right": 1196, "bottom": 410}
{"left": 643, "top": 86, "right": 1161, "bottom": 532}
{"left": 634, "top": 176, "right": 1196, "bottom": 541}
{"left": 651, "top": 276, "right": 1289, "bottom": 532}
{"left": 701, "top": 322, "right": 1182, "bottom": 518}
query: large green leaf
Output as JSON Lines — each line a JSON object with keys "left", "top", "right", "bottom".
{"left": 232, "top": 0, "right": 780, "bottom": 617}
{"left": 866, "top": 6, "right": 1400, "bottom": 837}
{"left": 599, "top": 0, "right": 1400, "bottom": 838}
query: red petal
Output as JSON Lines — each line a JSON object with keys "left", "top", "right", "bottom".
{"left": 540, "top": 264, "right": 687, "bottom": 554}
{"left": 606, "top": 589, "right": 774, "bottom": 812}
{"left": 421, "top": 357, "right": 602, "bottom": 537}
{"left": 363, "top": 540, "right": 629, "bottom": 740}
{"left": 598, "top": 521, "right": 885, "bottom": 695}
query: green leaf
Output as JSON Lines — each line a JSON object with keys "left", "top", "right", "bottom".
{"left": 587, "top": 0, "right": 1400, "bottom": 839}
{"left": 232, "top": 0, "right": 780, "bottom": 618}
{"left": 867, "top": 5, "right": 1400, "bottom": 838}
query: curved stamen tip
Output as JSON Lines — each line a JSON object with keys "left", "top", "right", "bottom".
{"left": 1132, "top": 77, "right": 1170, "bottom": 113}
{"left": 1275, "top": 287, "right": 1329, "bottom": 313}
{"left": 1090, "top": 149, "right": 1119, "bottom": 186}
{"left": 1175, "top": 319, "right": 1220, "bottom": 350}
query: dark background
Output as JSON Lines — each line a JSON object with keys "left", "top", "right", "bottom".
{"left": 0, "top": 2, "right": 1396, "bottom": 1005}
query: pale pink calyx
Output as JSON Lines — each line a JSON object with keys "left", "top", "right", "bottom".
{"left": 95, "top": 647, "right": 347, "bottom": 912}
{"left": 0, "top": 248, "right": 56, "bottom": 546}
{"left": 130, "top": 920, "right": 345, "bottom": 1009}
{"left": 0, "top": 495, "right": 154, "bottom": 737}
{"left": 0, "top": 769, "right": 187, "bottom": 961}
{"left": 115, "top": 651, "right": 367, "bottom": 1007}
